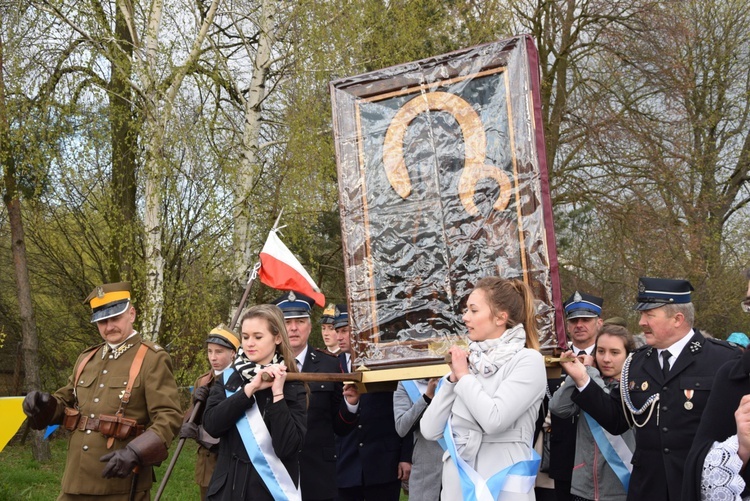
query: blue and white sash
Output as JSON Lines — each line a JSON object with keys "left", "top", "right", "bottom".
{"left": 583, "top": 412, "right": 632, "bottom": 490}
{"left": 403, "top": 379, "right": 447, "bottom": 450}
{"left": 443, "top": 417, "right": 540, "bottom": 501}
{"left": 223, "top": 368, "right": 301, "bottom": 501}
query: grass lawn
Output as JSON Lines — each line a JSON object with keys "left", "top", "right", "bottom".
{"left": 0, "top": 435, "right": 198, "bottom": 500}
{"left": 0, "top": 434, "right": 410, "bottom": 500}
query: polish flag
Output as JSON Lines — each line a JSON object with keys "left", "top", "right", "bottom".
{"left": 259, "top": 230, "right": 326, "bottom": 307}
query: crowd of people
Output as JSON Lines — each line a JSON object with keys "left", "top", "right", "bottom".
{"left": 19, "top": 269, "right": 750, "bottom": 500}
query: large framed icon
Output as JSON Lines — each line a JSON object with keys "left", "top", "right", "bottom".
{"left": 330, "top": 35, "right": 565, "bottom": 368}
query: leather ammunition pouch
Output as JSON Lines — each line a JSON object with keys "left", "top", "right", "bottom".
{"left": 62, "top": 407, "right": 81, "bottom": 431}
{"left": 98, "top": 414, "right": 144, "bottom": 440}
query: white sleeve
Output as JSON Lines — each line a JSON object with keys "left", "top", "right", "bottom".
{"left": 701, "top": 434, "right": 747, "bottom": 501}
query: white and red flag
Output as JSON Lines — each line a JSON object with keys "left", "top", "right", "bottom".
{"left": 259, "top": 230, "right": 326, "bottom": 307}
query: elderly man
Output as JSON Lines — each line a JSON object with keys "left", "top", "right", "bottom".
{"left": 561, "top": 277, "right": 739, "bottom": 501}
{"left": 683, "top": 269, "right": 750, "bottom": 500}
{"left": 22, "top": 282, "right": 182, "bottom": 500}
{"left": 272, "top": 292, "right": 358, "bottom": 501}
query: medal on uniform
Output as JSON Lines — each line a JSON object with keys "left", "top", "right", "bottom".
{"left": 684, "top": 389, "right": 694, "bottom": 410}
{"left": 641, "top": 381, "right": 649, "bottom": 391}
{"left": 629, "top": 381, "right": 636, "bottom": 390}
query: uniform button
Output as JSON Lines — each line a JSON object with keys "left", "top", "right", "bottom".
{"left": 358, "top": 443, "right": 363, "bottom": 447}
{"left": 90, "top": 414, "right": 95, "bottom": 418}
{"left": 83, "top": 445, "right": 89, "bottom": 451}
{"left": 320, "top": 385, "right": 325, "bottom": 389}
{"left": 79, "top": 380, "right": 84, "bottom": 384}
{"left": 695, "top": 382, "right": 701, "bottom": 387}
{"left": 86, "top": 430, "right": 91, "bottom": 434}
{"left": 664, "top": 448, "right": 670, "bottom": 454}
{"left": 99, "top": 383, "right": 105, "bottom": 388}
{"left": 662, "top": 386, "right": 668, "bottom": 391}
{"left": 662, "top": 427, "right": 668, "bottom": 433}
{"left": 102, "top": 370, "right": 108, "bottom": 374}
{"left": 94, "top": 398, "right": 99, "bottom": 403}
{"left": 123, "top": 382, "right": 128, "bottom": 385}
{"left": 109, "top": 355, "right": 113, "bottom": 359}
{"left": 661, "top": 405, "right": 668, "bottom": 411}
{"left": 358, "top": 424, "right": 362, "bottom": 429}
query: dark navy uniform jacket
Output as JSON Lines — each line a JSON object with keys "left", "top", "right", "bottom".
{"left": 682, "top": 349, "right": 750, "bottom": 501}
{"left": 299, "top": 346, "right": 358, "bottom": 500}
{"left": 335, "top": 353, "right": 414, "bottom": 489}
{"left": 571, "top": 331, "right": 739, "bottom": 501}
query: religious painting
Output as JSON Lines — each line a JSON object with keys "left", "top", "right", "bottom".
{"left": 330, "top": 35, "right": 565, "bottom": 368}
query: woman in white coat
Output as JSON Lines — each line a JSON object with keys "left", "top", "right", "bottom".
{"left": 421, "top": 277, "right": 546, "bottom": 501}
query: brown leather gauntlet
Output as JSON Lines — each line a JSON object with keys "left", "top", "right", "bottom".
{"left": 126, "top": 429, "right": 169, "bottom": 467}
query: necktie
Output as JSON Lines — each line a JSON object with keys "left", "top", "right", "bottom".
{"left": 661, "top": 350, "right": 672, "bottom": 378}
{"left": 578, "top": 350, "right": 586, "bottom": 357}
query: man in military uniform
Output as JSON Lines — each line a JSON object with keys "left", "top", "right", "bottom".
{"left": 272, "top": 292, "right": 358, "bottom": 501}
{"left": 180, "top": 325, "right": 239, "bottom": 500}
{"left": 333, "top": 304, "right": 413, "bottom": 501}
{"left": 22, "top": 282, "right": 183, "bottom": 500}
{"left": 548, "top": 291, "right": 603, "bottom": 501}
{"left": 561, "top": 277, "right": 740, "bottom": 501}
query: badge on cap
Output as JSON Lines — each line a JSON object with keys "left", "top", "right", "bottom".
{"left": 288, "top": 291, "right": 296, "bottom": 302}
{"left": 573, "top": 291, "right": 582, "bottom": 302}
{"left": 97, "top": 286, "right": 105, "bottom": 299}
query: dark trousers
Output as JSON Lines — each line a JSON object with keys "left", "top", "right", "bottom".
{"left": 555, "top": 479, "right": 573, "bottom": 501}
{"left": 337, "top": 480, "right": 401, "bottom": 501}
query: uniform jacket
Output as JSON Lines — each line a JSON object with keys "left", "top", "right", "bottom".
{"left": 420, "top": 349, "right": 546, "bottom": 501}
{"left": 571, "top": 331, "right": 740, "bottom": 501}
{"left": 336, "top": 352, "right": 413, "bottom": 489}
{"left": 187, "top": 372, "right": 219, "bottom": 489}
{"left": 393, "top": 381, "right": 444, "bottom": 501}
{"left": 50, "top": 334, "right": 182, "bottom": 496}
{"left": 299, "top": 346, "right": 358, "bottom": 500}
{"left": 549, "top": 366, "right": 635, "bottom": 501}
{"left": 202, "top": 370, "right": 307, "bottom": 501}
{"left": 547, "top": 375, "right": 578, "bottom": 482}
{"left": 682, "top": 349, "right": 750, "bottom": 501}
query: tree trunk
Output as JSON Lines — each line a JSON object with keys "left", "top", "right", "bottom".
{"left": 0, "top": 28, "right": 50, "bottom": 462}
{"left": 233, "top": 0, "right": 278, "bottom": 289}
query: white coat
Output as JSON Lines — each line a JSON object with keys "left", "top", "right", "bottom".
{"left": 421, "top": 348, "right": 545, "bottom": 501}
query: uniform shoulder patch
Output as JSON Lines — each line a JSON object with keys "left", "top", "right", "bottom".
{"left": 706, "top": 337, "right": 740, "bottom": 351}
{"left": 141, "top": 339, "right": 164, "bottom": 352}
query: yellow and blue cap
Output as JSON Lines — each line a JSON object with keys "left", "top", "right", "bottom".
{"left": 321, "top": 303, "right": 336, "bottom": 325}
{"left": 206, "top": 325, "right": 240, "bottom": 351}
{"left": 84, "top": 282, "right": 132, "bottom": 323}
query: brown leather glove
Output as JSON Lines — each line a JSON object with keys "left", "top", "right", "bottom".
{"left": 99, "top": 429, "right": 168, "bottom": 478}
{"left": 22, "top": 391, "right": 57, "bottom": 430}
{"left": 192, "top": 385, "right": 210, "bottom": 405}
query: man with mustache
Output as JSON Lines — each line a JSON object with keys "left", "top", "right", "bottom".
{"left": 22, "top": 281, "right": 182, "bottom": 500}
{"left": 561, "top": 277, "right": 740, "bottom": 501}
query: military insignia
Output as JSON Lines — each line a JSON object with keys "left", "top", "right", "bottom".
{"left": 645, "top": 347, "right": 654, "bottom": 357}
{"left": 638, "top": 280, "right": 646, "bottom": 293}
{"left": 288, "top": 291, "right": 296, "bottom": 302}
{"left": 689, "top": 341, "right": 702, "bottom": 353}
{"left": 641, "top": 381, "right": 649, "bottom": 391}
{"left": 573, "top": 291, "right": 582, "bottom": 302}
{"left": 97, "top": 286, "right": 105, "bottom": 298}
{"left": 629, "top": 381, "right": 636, "bottom": 390}
{"left": 335, "top": 306, "right": 341, "bottom": 316}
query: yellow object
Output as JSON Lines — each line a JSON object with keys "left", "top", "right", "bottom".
{"left": 0, "top": 397, "right": 27, "bottom": 452}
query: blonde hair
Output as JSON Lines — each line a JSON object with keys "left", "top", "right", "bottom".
{"left": 240, "top": 304, "right": 300, "bottom": 373}
{"left": 474, "top": 277, "right": 540, "bottom": 350}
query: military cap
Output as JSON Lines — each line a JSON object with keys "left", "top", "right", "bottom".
{"left": 564, "top": 291, "right": 603, "bottom": 319}
{"left": 321, "top": 303, "right": 336, "bottom": 325}
{"left": 272, "top": 290, "right": 314, "bottom": 319}
{"left": 603, "top": 316, "right": 628, "bottom": 328}
{"left": 634, "top": 277, "right": 694, "bottom": 311}
{"left": 333, "top": 303, "right": 349, "bottom": 330}
{"left": 206, "top": 325, "right": 240, "bottom": 351}
{"left": 84, "top": 282, "right": 132, "bottom": 323}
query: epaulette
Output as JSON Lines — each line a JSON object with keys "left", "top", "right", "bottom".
{"left": 82, "top": 342, "right": 105, "bottom": 354}
{"left": 314, "top": 347, "right": 338, "bottom": 358}
{"left": 141, "top": 339, "right": 166, "bottom": 352}
{"left": 705, "top": 337, "right": 739, "bottom": 351}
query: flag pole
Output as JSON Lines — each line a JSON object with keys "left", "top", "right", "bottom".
{"left": 228, "top": 210, "right": 285, "bottom": 330}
